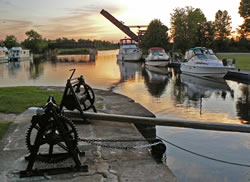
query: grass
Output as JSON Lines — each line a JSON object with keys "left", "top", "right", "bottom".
{"left": 0, "top": 86, "right": 62, "bottom": 113}
{"left": 217, "top": 54, "right": 250, "bottom": 71}
{"left": 0, "top": 122, "right": 11, "bottom": 140}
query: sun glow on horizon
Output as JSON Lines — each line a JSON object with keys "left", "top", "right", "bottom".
{"left": 0, "top": 0, "right": 244, "bottom": 42}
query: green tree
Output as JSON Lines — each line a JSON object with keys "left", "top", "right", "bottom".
{"left": 197, "top": 21, "right": 216, "bottom": 48}
{"left": 3, "top": 35, "right": 19, "bottom": 49}
{"left": 170, "top": 7, "right": 187, "bottom": 53}
{"left": 22, "top": 29, "right": 48, "bottom": 54}
{"left": 141, "top": 19, "right": 169, "bottom": 51}
{"left": 239, "top": 0, "right": 250, "bottom": 39}
{"left": 0, "top": 40, "right": 4, "bottom": 47}
{"left": 56, "top": 37, "right": 76, "bottom": 43}
{"left": 214, "top": 10, "right": 232, "bottom": 40}
{"left": 170, "top": 7, "right": 207, "bottom": 53}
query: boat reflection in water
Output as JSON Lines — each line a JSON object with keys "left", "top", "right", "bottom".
{"left": 7, "top": 59, "right": 34, "bottom": 79}
{"left": 180, "top": 73, "right": 233, "bottom": 114}
{"left": 143, "top": 65, "right": 169, "bottom": 98}
{"left": 236, "top": 84, "right": 250, "bottom": 124}
{"left": 116, "top": 61, "right": 167, "bottom": 163}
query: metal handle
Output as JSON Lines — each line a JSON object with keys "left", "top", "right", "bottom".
{"left": 69, "top": 69, "right": 76, "bottom": 80}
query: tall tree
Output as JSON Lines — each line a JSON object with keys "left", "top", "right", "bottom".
{"left": 22, "top": 29, "right": 48, "bottom": 54}
{"left": 197, "top": 21, "right": 216, "bottom": 48}
{"left": 3, "top": 35, "right": 19, "bottom": 49}
{"left": 141, "top": 19, "right": 169, "bottom": 51}
{"left": 214, "top": 10, "right": 232, "bottom": 40}
{"left": 170, "top": 7, "right": 187, "bottom": 53}
{"left": 239, "top": 0, "right": 250, "bottom": 39}
{"left": 170, "top": 7, "right": 207, "bottom": 53}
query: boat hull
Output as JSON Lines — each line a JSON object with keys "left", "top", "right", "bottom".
{"left": 180, "top": 63, "right": 232, "bottom": 78}
{"left": 0, "top": 57, "right": 9, "bottom": 63}
{"left": 145, "top": 60, "right": 169, "bottom": 67}
{"left": 9, "top": 56, "right": 32, "bottom": 62}
{"left": 117, "top": 51, "right": 142, "bottom": 62}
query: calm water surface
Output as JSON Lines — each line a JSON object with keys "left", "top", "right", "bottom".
{"left": 1, "top": 50, "right": 250, "bottom": 182}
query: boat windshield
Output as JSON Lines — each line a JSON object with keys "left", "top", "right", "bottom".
{"left": 193, "top": 48, "right": 218, "bottom": 60}
{"left": 151, "top": 49, "right": 165, "bottom": 55}
{"left": 195, "top": 54, "right": 218, "bottom": 60}
{"left": 123, "top": 48, "right": 138, "bottom": 54}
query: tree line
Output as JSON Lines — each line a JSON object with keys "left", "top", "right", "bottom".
{"left": 0, "top": 0, "right": 249, "bottom": 54}
{"left": 142, "top": 0, "right": 249, "bottom": 53}
{"left": 0, "top": 30, "right": 118, "bottom": 54}
{"left": 142, "top": 0, "right": 250, "bottom": 53}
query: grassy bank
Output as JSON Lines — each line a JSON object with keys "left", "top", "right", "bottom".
{"left": 217, "top": 54, "right": 250, "bottom": 71}
{"left": 0, "top": 87, "right": 62, "bottom": 113}
{"left": 0, "top": 122, "right": 11, "bottom": 140}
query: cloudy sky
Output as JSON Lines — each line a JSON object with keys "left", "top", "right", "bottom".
{"left": 0, "top": 0, "right": 243, "bottom": 42}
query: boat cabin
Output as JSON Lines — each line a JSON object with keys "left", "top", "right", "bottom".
{"left": 0, "top": 47, "right": 8, "bottom": 58}
{"left": 9, "top": 47, "right": 30, "bottom": 61}
{"left": 119, "top": 38, "right": 137, "bottom": 46}
{"left": 184, "top": 47, "right": 218, "bottom": 62}
{"left": 119, "top": 39, "right": 140, "bottom": 54}
{"left": 148, "top": 47, "right": 166, "bottom": 56}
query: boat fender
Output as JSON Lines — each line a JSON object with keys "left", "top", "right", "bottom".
{"left": 151, "top": 139, "right": 166, "bottom": 163}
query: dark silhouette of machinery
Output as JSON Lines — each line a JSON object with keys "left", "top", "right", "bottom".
{"left": 100, "top": 9, "right": 147, "bottom": 42}
{"left": 20, "top": 69, "right": 96, "bottom": 177}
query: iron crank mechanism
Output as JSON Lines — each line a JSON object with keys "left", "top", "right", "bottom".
{"left": 20, "top": 96, "right": 88, "bottom": 178}
{"left": 20, "top": 69, "right": 165, "bottom": 177}
{"left": 60, "top": 69, "right": 97, "bottom": 123}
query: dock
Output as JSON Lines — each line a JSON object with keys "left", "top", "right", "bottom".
{"left": 0, "top": 87, "right": 177, "bottom": 182}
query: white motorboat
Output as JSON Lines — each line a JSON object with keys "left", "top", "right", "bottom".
{"left": 9, "top": 47, "right": 32, "bottom": 61}
{"left": 117, "top": 38, "right": 142, "bottom": 61}
{"left": 145, "top": 47, "right": 170, "bottom": 67}
{"left": 0, "top": 47, "right": 9, "bottom": 63}
{"left": 180, "top": 47, "right": 235, "bottom": 78}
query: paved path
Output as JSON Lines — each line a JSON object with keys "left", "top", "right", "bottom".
{"left": 0, "top": 87, "right": 177, "bottom": 182}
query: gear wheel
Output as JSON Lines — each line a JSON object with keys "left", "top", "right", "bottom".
{"left": 73, "top": 83, "right": 95, "bottom": 111}
{"left": 26, "top": 115, "right": 79, "bottom": 164}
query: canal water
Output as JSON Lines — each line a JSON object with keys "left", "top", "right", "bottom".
{"left": 1, "top": 50, "right": 250, "bottom": 182}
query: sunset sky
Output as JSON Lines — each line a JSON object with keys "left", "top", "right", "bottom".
{"left": 0, "top": 0, "right": 244, "bottom": 42}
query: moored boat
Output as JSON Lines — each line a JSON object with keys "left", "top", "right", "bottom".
{"left": 117, "top": 38, "right": 142, "bottom": 62}
{"left": 180, "top": 47, "right": 235, "bottom": 78}
{"left": 145, "top": 47, "right": 170, "bottom": 67}
{"left": 9, "top": 47, "right": 32, "bottom": 61}
{"left": 0, "top": 47, "right": 9, "bottom": 63}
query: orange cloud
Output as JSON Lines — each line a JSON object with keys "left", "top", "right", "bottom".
{"left": 0, "top": 19, "right": 32, "bottom": 40}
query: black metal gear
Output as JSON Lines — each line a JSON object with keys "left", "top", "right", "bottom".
{"left": 73, "top": 83, "right": 95, "bottom": 111}
{"left": 25, "top": 115, "right": 79, "bottom": 164}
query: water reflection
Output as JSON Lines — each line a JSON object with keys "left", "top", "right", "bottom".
{"left": 143, "top": 65, "right": 169, "bottom": 97}
{"left": 56, "top": 54, "right": 96, "bottom": 64}
{"left": 1, "top": 50, "right": 250, "bottom": 182}
{"left": 181, "top": 74, "right": 231, "bottom": 101}
{"left": 236, "top": 84, "right": 250, "bottom": 124}
{"left": 117, "top": 60, "right": 142, "bottom": 81}
{"left": 180, "top": 74, "right": 233, "bottom": 115}
{"left": 7, "top": 62, "right": 21, "bottom": 78}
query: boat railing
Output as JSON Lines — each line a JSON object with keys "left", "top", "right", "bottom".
{"left": 119, "top": 38, "right": 137, "bottom": 45}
